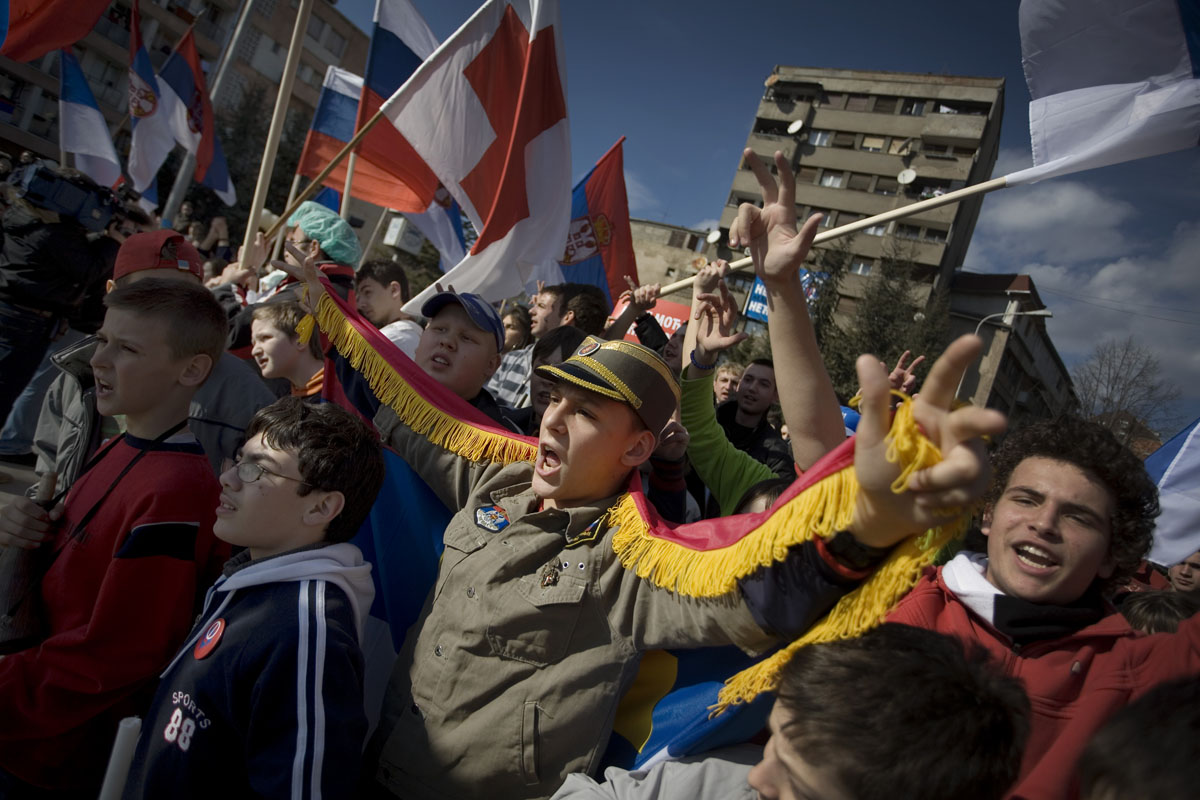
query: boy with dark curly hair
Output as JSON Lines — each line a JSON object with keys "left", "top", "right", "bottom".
{"left": 888, "top": 415, "right": 1200, "bottom": 800}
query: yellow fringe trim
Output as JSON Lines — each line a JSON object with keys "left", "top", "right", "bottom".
{"left": 296, "top": 313, "right": 316, "bottom": 347}
{"left": 312, "top": 292, "right": 537, "bottom": 465}
{"left": 703, "top": 399, "right": 971, "bottom": 713}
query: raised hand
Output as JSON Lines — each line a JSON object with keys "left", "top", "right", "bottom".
{"left": 653, "top": 418, "right": 691, "bottom": 462}
{"left": 692, "top": 259, "right": 729, "bottom": 299}
{"left": 727, "top": 149, "right": 822, "bottom": 288}
{"left": 693, "top": 281, "right": 748, "bottom": 367}
{"left": 849, "top": 335, "right": 1007, "bottom": 549}
{"left": 277, "top": 242, "right": 326, "bottom": 312}
{"left": 886, "top": 350, "right": 927, "bottom": 395}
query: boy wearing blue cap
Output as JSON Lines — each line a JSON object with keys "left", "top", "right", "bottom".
{"left": 415, "top": 291, "right": 520, "bottom": 431}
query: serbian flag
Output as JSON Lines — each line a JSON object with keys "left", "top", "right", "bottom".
{"left": 57, "top": 49, "right": 121, "bottom": 189}
{"left": 1006, "top": 0, "right": 1200, "bottom": 185}
{"left": 127, "top": 0, "right": 175, "bottom": 197}
{"left": 556, "top": 137, "right": 639, "bottom": 306}
{"left": 157, "top": 29, "right": 235, "bottom": 205}
{"left": 395, "top": 0, "right": 572, "bottom": 311}
{"left": 403, "top": 188, "right": 467, "bottom": 270}
{"left": 1146, "top": 416, "right": 1200, "bottom": 568}
{"left": 0, "top": 0, "right": 109, "bottom": 63}
{"left": 351, "top": 0, "right": 441, "bottom": 213}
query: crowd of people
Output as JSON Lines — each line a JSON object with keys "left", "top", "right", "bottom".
{"left": 0, "top": 150, "right": 1196, "bottom": 800}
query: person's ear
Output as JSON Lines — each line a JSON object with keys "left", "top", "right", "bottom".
{"left": 179, "top": 353, "right": 213, "bottom": 388}
{"left": 307, "top": 239, "right": 321, "bottom": 260}
{"left": 620, "top": 428, "right": 657, "bottom": 468}
{"left": 980, "top": 504, "right": 994, "bottom": 537}
{"left": 483, "top": 349, "right": 502, "bottom": 381}
{"left": 561, "top": 309, "right": 576, "bottom": 327}
{"left": 387, "top": 281, "right": 404, "bottom": 301}
{"left": 105, "top": 279, "right": 116, "bottom": 293}
{"left": 303, "top": 489, "right": 345, "bottom": 529}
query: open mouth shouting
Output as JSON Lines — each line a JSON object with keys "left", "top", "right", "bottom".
{"left": 1013, "top": 542, "right": 1059, "bottom": 573}
{"left": 535, "top": 442, "right": 563, "bottom": 479}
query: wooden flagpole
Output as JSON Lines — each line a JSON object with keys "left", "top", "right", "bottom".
{"left": 261, "top": 105, "right": 391, "bottom": 241}
{"left": 657, "top": 176, "right": 1010, "bottom": 295}
{"left": 239, "top": 0, "right": 314, "bottom": 261}
{"left": 340, "top": 152, "right": 357, "bottom": 220}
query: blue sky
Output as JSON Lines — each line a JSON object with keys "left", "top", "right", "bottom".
{"left": 336, "top": 0, "right": 1200, "bottom": 431}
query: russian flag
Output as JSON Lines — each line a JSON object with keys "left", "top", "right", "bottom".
{"left": 57, "top": 48, "right": 122, "bottom": 189}
{"left": 297, "top": 66, "right": 422, "bottom": 211}
{"left": 351, "top": 0, "right": 441, "bottom": 214}
{"left": 0, "top": 0, "right": 109, "bottom": 64}
{"left": 127, "top": 0, "right": 175, "bottom": 197}
{"left": 157, "top": 29, "right": 235, "bottom": 206}
{"left": 557, "top": 137, "right": 639, "bottom": 307}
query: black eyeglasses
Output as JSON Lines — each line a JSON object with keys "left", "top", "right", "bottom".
{"left": 224, "top": 459, "right": 309, "bottom": 488}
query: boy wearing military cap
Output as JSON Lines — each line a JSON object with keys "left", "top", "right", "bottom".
{"left": 284, "top": 242, "right": 1002, "bottom": 800}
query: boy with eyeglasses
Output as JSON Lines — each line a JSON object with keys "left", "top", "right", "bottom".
{"left": 121, "top": 398, "right": 385, "bottom": 800}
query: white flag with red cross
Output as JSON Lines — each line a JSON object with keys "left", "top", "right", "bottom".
{"left": 384, "top": 0, "right": 570, "bottom": 311}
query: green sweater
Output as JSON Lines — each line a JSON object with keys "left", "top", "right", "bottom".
{"left": 680, "top": 366, "right": 776, "bottom": 517}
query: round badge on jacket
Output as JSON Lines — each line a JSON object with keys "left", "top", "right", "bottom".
{"left": 193, "top": 618, "right": 225, "bottom": 660}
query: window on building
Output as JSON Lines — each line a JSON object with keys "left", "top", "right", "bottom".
{"left": 307, "top": 15, "right": 325, "bottom": 40}
{"left": 797, "top": 166, "right": 818, "bottom": 184}
{"left": 845, "top": 94, "right": 869, "bottom": 112}
{"left": 667, "top": 230, "right": 688, "bottom": 249}
{"left": 864, "top": 223, "right": 887, "bottom": 236}
{"left": 953, "top": 145, "right": 977, "bottom": 157}
{"left": 896, "top": 223, "right": 922, "bottom": 240}
{"left": 932, "top": 100, "right": 991, "bottom": 116}
{"left": 819, "top": 172, "right": 844, "bottom": 188}
{"left": 847, "top": 173, "right": 872, "bottom": 192}
{"left": 849, "top": 259, "right": 873, "bottom": 275}
{"left": 860, "top": 135, "right": 885, "bottom": 152}
{"left": 753, "top": 118, "right": 790, "bottom": 137}
{"left": 831, "top": 132, "right": 855, "bottom": 149}
{"left": 873, "top": 177, "right": 899, "bottom": 196}
{"left": 872, "top": 96, "right": 898, "bottom": 114}
{"left": 838, "top": 213, "right": 865, "bottom": 227}
{"left": 807, "top": 129, "right": 831, "bottom": 146}
{"left": 820, "top": 92, "right": 846, "bottom": 109}
{"left": 809, "top": 208, "right": 834, "bottom": 227}
{"left": 324, "top": 27, "right": 347, "bottom": 58}
{"left": 888, "top": 137, "right": 915, "bottom": 155}
{"left": 900, "top": 99, "right": 926, "bottom": 116}
{"left": 923, "top": 227, "right": 949, "bottom": 243}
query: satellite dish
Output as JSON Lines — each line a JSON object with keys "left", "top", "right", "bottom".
{"left": 897, "top": 168, "right": 917, "bottom": 185}
{"left": 705, "top": 230, "right": 721, "bottom": 244}
{"left": 786, "top": 119, "right": 804, "bottom": 135}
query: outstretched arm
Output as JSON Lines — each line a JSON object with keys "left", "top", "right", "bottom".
{"left": 729, "top": 149, "right": 845, "bottom": 472}
{"left": 604, "top": 280, "right": 661, "bottom": 342}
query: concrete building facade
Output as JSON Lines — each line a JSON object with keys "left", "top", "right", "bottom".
{"left": 0, "top": 0, "right": 366, "bottom": 167}
{"left": 950, "top": 272, "right": 1076, "bottom": 425}
{"left": 717, "top": 66, "right": 1004, "bottom": 294}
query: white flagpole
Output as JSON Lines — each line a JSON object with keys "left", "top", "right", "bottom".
{"left": 240, "top": 0, "right": 315, "bottom": 262}
{"left": 658, "top": 176, "right": 1010, "bottom": 295}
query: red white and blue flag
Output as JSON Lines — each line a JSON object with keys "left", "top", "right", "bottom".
{"left": 157, "top": 29, "right": 235, "bottom": 206}
{"left": 352, "top": 0, "right": 441, "bottom": 213}
{"left": 1146, "top": 416, "right": 1200, "bottom": 568}
{"left": 394, "top": 0, "right": 571, "bottom": 311}
{"left": 556, "top": 137, "right": 639, "bottom": 307}
{"left": 57, "top": 48, "right": 122, "bottom": 189}
{"left": 0, "top": 0, "right": 109, "bottom": 64}
{"left": 127, "top": 0, "right": 175, "bottom": 199}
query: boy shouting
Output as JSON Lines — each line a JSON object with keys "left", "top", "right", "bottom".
{"left": 0, "top": 278, "right": 228, "bottom": 795}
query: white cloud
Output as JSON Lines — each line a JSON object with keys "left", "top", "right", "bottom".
{"left": 995, "top": 220, "right": 1200, "bottom": 431}
{"left": 624, "top": 169, "right": 659, "bottom": 214}
{"left": 966, "top": 180, "right": 1138, "bottom": 268}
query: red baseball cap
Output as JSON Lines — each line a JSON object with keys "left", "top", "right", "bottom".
{"left": 112, "top": 230, "right": 203, "bottom": 282}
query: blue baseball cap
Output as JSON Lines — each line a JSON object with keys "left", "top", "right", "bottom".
{"left": 421, "top": 292, "right": 505, "bottom": 352}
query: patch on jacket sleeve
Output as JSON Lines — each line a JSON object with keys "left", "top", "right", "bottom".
{"left": 115, "top": 521, "right": 199, "bottom": 560}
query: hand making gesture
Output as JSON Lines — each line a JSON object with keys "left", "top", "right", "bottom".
{"left": 849, "top": 335, "right": 1006, "bottom": 549}
{"left": 692, "top": 281, "right": 747, "bottom": 368}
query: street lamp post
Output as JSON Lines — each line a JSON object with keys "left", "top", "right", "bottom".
{"left": 957, "top": 309, "right": 1054, "bottom": 401}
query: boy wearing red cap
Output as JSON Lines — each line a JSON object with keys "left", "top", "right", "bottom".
{"left": 0, "top": 273, "right": 231, "bottom": 796}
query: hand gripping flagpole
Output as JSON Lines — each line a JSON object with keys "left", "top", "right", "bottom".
{"left": 657, "top": 175, "right": 1010, "bottom": 295}
{"left": 239, "top": 0, "right": 316, "bottom": 260}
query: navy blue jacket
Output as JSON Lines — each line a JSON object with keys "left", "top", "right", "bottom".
{"left": 123, "top": 544, "right": 375, "bottom": 800}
